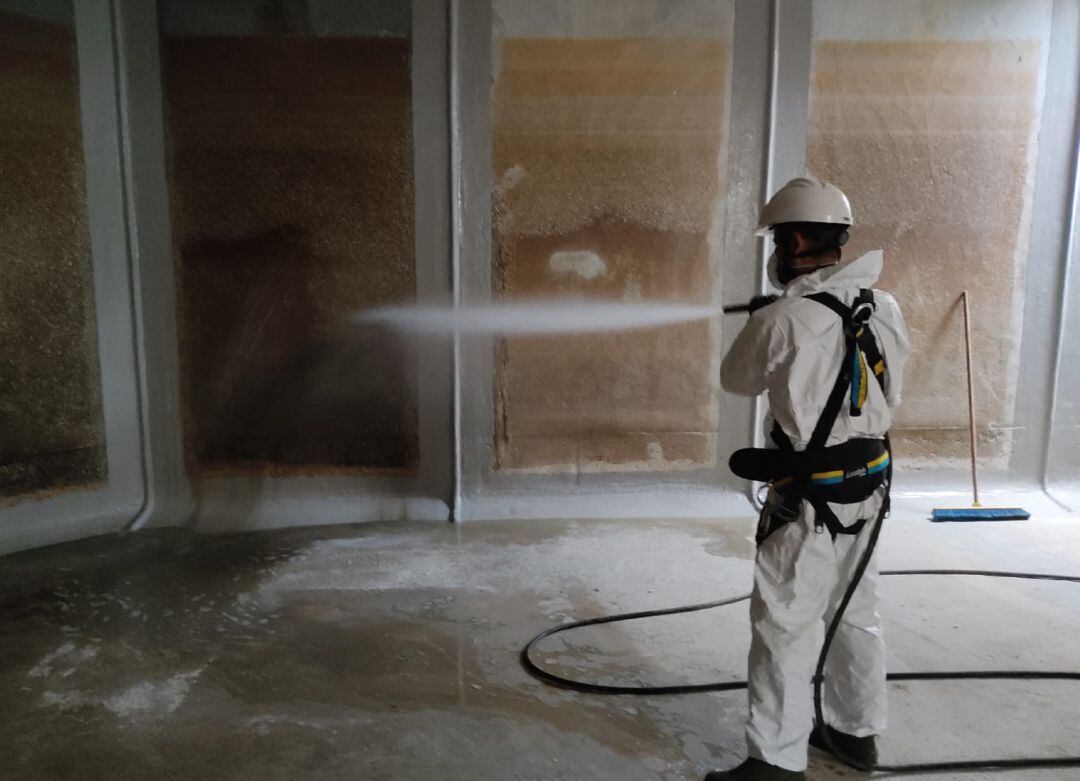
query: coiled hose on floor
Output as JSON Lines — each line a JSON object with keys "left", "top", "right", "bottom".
{"left": 520, "top": 476, "right": 1080, "bottom": 774}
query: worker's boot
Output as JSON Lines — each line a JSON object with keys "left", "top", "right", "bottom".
{"left": 704, "top": 757, "right": 806, "bottom": 780}
{"left": 809, "top": 723, "right": 878, "bottom": 768}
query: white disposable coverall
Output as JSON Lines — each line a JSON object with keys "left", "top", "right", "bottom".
{"left": 720, "top": 250, "right": 910, "bottom": 772}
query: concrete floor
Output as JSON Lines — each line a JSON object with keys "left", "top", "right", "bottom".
{"left": 1, "top": 496, "right": 1079, "bottom": 780}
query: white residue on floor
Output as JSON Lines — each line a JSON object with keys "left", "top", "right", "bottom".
{"left": 39, "top": 668, "right": 204, "bottom": 719}
{"left": 103, "top": 669, "right": 204, "bottom": 717}
{"left": 28, "top": 642, "right": 97, "bottom": 679}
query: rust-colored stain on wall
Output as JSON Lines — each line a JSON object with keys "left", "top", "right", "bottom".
{"left": 0, "top": 13, "right": 107, "bottom": 499}
{"left": 492, "top": 38, "right": 727, "bottom": 472}
{"left": 809, "top": 40, "right": 1042, "bottom": 466}
{"left": 165, "top": 37, "right": 417, "bottom": 474}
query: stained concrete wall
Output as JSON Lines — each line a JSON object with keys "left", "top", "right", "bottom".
{"left": 808, "top": 0, "right": 1053, "bottom": 471}
{"left": 159, "top": 0, "right": 410, "bottom": 37}
{"left": 489, "top": 0, "right": 733, "bottom": 475}
{"left": 0, "top": 6, "right": 106, "bottom": 499}
{"left": 2, "top": 0, "right": 1078, "bottom": 546}
{"left": 161, "top": 4, "right": 419, "bottom": 476}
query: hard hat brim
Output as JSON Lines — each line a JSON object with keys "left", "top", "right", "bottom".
{"left": 754, "top": 216, "right": 853, "bottom": 238}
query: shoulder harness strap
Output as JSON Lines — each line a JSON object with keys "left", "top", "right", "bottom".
{"left": 806, "top": 289, "right": 888, "bottom": 420}
{"left": 772, "top": 289, "right": 889, "bottom": 452}
{"left": 769, "top": 289, "right": 891, "bottom": 540}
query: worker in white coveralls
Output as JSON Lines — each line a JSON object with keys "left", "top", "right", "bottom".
{"left": 707, "top": 176, "right": 910, "bottom": 781}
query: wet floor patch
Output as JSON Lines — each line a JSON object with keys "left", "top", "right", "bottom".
{"left": 0, "top": 520, "right": 752, "bottom": 779}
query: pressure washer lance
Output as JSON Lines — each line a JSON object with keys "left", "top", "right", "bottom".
{"left": 723, "top": 295, "right": 778, "bottom": 315}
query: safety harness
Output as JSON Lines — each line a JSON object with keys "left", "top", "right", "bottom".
{"left": 729, "top": 289, "right": 891, "bottom": 543}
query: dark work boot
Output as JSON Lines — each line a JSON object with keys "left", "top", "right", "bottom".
{"left": 809, "top": 723, "right": 878, "bottom": 768}
{"left": 704, "top": 757, "right": 806, "bottom": 780}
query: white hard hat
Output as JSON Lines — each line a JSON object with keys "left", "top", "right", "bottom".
{"left": 755, "top": 175, "right": 853, "bottom": 236}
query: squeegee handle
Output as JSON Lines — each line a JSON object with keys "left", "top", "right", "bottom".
{"left": 961, "top": 291, "right": 980, "bottom": 507}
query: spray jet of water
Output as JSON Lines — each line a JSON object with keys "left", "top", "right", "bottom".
{"left": 354, "top": 300, "right": 727, "bottom": 336}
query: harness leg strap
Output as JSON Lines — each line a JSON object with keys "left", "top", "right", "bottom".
{"left": 811, "top": 497, "right": 868, "bottom": 541}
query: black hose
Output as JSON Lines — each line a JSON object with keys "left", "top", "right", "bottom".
{"left": 520, "top": 473, "right": 1080, "bottom": 773}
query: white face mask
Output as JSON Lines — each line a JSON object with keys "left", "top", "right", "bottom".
{"left": 767, "top": 250, "right": 784, "bottom": 290}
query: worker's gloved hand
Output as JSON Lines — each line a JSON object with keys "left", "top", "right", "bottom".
{"left": 748, "top": 294, "right": 778, "bottom": 313}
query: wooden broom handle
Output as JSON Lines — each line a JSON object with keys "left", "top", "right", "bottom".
{"left": 961, "top": 290, "right": 980, "bottom": 506}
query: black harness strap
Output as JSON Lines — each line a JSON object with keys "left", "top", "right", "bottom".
{"left": 807, "top": 289, "right": 886, "bottom": 417}
{"left": 769, "top": 289, "right": 890, "bottom": 540}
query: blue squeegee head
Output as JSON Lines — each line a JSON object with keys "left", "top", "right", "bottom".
{"left": 931, "top": 507, "right": 1031, "bottom": 522}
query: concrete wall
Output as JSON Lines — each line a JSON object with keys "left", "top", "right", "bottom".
{"left": 160, "top": 6, "right": 419, "bottom": 476}
{"left": 159, "top": 0, "right": 410, "bottom": 37}
{"left": 0, "top": 0, "right": 168, "bottom": 555}
{"left": 489, "top": 0, "right": 733, "bottom": 475}
{"left": 1049, "top": 227, "right": 1080, "bottom": 489}
{"left": 463, "top": 0, "right": 1079, "bottom": 515}
{"left": 1, "top": 0, "right": 1078, "bottom": 551}
{"left": 808, "top": 0, "right": 1054, "bottom": 471}
{"left": 0, "top": 7, "right": 106, "bottom": 499}
{"left": 1012, "top": 0, "right": 1080, "bottom": 496}
{"left": 1047, "top": 146, "right": 1080, "bottom": 488}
